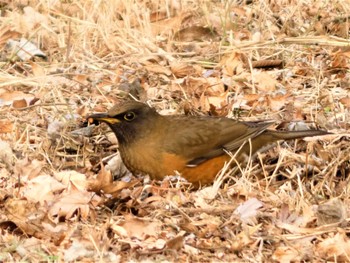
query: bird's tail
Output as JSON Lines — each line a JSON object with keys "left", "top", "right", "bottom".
{"left": 269, "top": 129, "right": 330, "bottom": 140}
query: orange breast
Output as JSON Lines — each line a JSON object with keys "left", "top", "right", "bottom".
{"left": 161, "top": 153, "right": 231, "bottom": 186}
{"left": 120, "top": 145, "right": 231, "bottom": 186}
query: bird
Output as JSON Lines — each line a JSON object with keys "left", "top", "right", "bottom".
{"left": 88, "top": 100, "right": 329, "bottom": 187}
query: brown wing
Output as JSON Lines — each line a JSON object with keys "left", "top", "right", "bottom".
{"left": 162, "top": 115, "right": 274, "bottom": 166}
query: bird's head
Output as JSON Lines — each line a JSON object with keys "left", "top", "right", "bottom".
{"left": 88, "top": 100, "right": 159, "bottom": 143}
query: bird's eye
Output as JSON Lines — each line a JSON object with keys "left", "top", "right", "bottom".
{"left": 124, "top": 112, "right": 136, "bottom": 121}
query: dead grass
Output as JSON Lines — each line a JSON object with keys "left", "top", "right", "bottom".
{"left": 0, "top": 0, "right": 350, "bottom": 262}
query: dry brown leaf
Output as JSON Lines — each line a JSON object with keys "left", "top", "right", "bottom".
{"left": 234, "top": 198, "right": 263, "bottom": 223}
{"left": 112, "top": 215, "right": 161, "bottom": 240}
{"left": 267, "top": 94, "right": 290, "bottom": 111}
{"left": 12, "top": 99, "right": 28, "bottom": 108}
{"left": 174, "top": 26, "right": 218, "bottom": 41}
{"left": 144, "top": 64, "right": 172, "bottom": 76}
{"left": 0, "top": 90, "right": 35, "bottom": 107}
{"left": 49, "top": 184, "right": 101, "bottom": 220}
{"left": 331, "top": 52, "right": 348, "bottom": 69}
{"left": 339, "top": 96, "right": 350, "bottom": 109}
{"left": 29, "top": 61, "right": 45, "bottom": 77}
{"left": 0, "top": 26, "right": 20, "bottom": 47}
{"left": 150, "top": 12, "right": 191, "bottom": 36}
{"left": 253, "top": 71, "right": 277, "bottom": 92}
{"left": 316, "top": 230, "right": 350, "bottom": 260}
{"left": 54, "top": 170, "right": 88, "bottom": 191}
{"left": 87, "top": 163, "right": 112, "bottom": 192}
{"left": 272, "top": 246, "right": 303, "bottom": 263}
{"left": 231, "top": 224, "right": 261, "bottom": 252}
{"left": 166, "top": 235, "right": 184, "bottom": 250}
{"left": 316, "top": 199, "right": 347, "bottom": 226}
{"left": 219, "top": 52, "right": 246, "bottom": 77}
{"left": 170, "top": 62, "right": 201, "bottom": 78}
{"left": 22, "top": 174, "right": 66, "bottom": 203}
{"left": 4, "top": 198, "right": 46, "bottom": 238}
{"left": 0, "top": 140, "right": 13, "bottom": 167}
{"left": 73, "top": 74, "right": 90, "bottom": 86}
{"left": 76, "top": 105, "right": 89, "bottom": 116}
{"left": 0, "top": 119, "right": 14, "bottom": 133}
{"left": 14, "top": 158, "right": 45, "bottom": 180}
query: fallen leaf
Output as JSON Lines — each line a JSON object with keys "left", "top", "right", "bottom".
{"left": 234, "top": 198, "right": 264, "bottom": 223}
{"left": 316, "top": 198, "right": 347, "bottom": 226}
{"left": 114, "top": 215, "right": 161, "bottom": 240}
{"left": 317, "top": 230, "right": 350, "bottom": 261}
{"left": 4, "top": 198, "right": 46, "bottom": 238}
{"left": 55, "top": 170, "right": 88, "bottom": 191}
{"left": 0, "top": 90, "right": 35, "bottom": 107}
{"left": 166, "top": 235, "right": 184, "bottom": 250}
{"left": 231, "top": 224, "right": 261, "bottom": 252}
{"left": 174, "top": 26, "right": 218, "bottom": 41}
{"left": 49, "top": 184, "right": 101, "bottom": 220}
{"left": 12, "top": 98, "right": 28, "bottom": 108}
{"left": 14, "top": 158, "right": 45, "bottom": 180}
{"left": 7, "top": 38, "right": 46, "bottom": 61}
{"left": 22, "top": 174, "right": 66, "bottom": 203}
{"left": 272, "top": 246, "right": 303, "bottom": 263}
{"left": 0, "top": 140, "right": 13, "bottom": 167}
{"left": 0, "top": 119, "right": 13, "bottom": 133}
{"left": 253, "top": 71, "right": 277, "bottom": 92}
{"left": 64, "top": 240, "right": 94, "bottom": 262}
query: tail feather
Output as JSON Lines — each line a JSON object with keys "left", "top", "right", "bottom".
{"left": 269, "top": 129, "right": 330, "bottom": 140}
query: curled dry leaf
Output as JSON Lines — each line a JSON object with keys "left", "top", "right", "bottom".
{"left": 49, "top": 184, "right": 102, "bottom": 221}
{"left": 7, "top": 38, "right": 46, "bottom": 61}
{"left": 29, "top": 61, "right": 45, "bottom": 77}
{"left": 0, "top": 89, "right": 35, "bottom": 107}
{"left": 87, "top": 163, "right": 112, "bottom": 193}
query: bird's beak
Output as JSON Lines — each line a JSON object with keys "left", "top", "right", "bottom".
{"left": 87, "top": 113, "right": 120, "bottom": 125}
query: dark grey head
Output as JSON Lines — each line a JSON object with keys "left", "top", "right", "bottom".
{"left": 88, "top": 101, "right": 159, "bottom": 143}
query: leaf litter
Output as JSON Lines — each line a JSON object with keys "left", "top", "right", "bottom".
{"left": 0, "top": 0, "right": 349, "bottom": 262}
